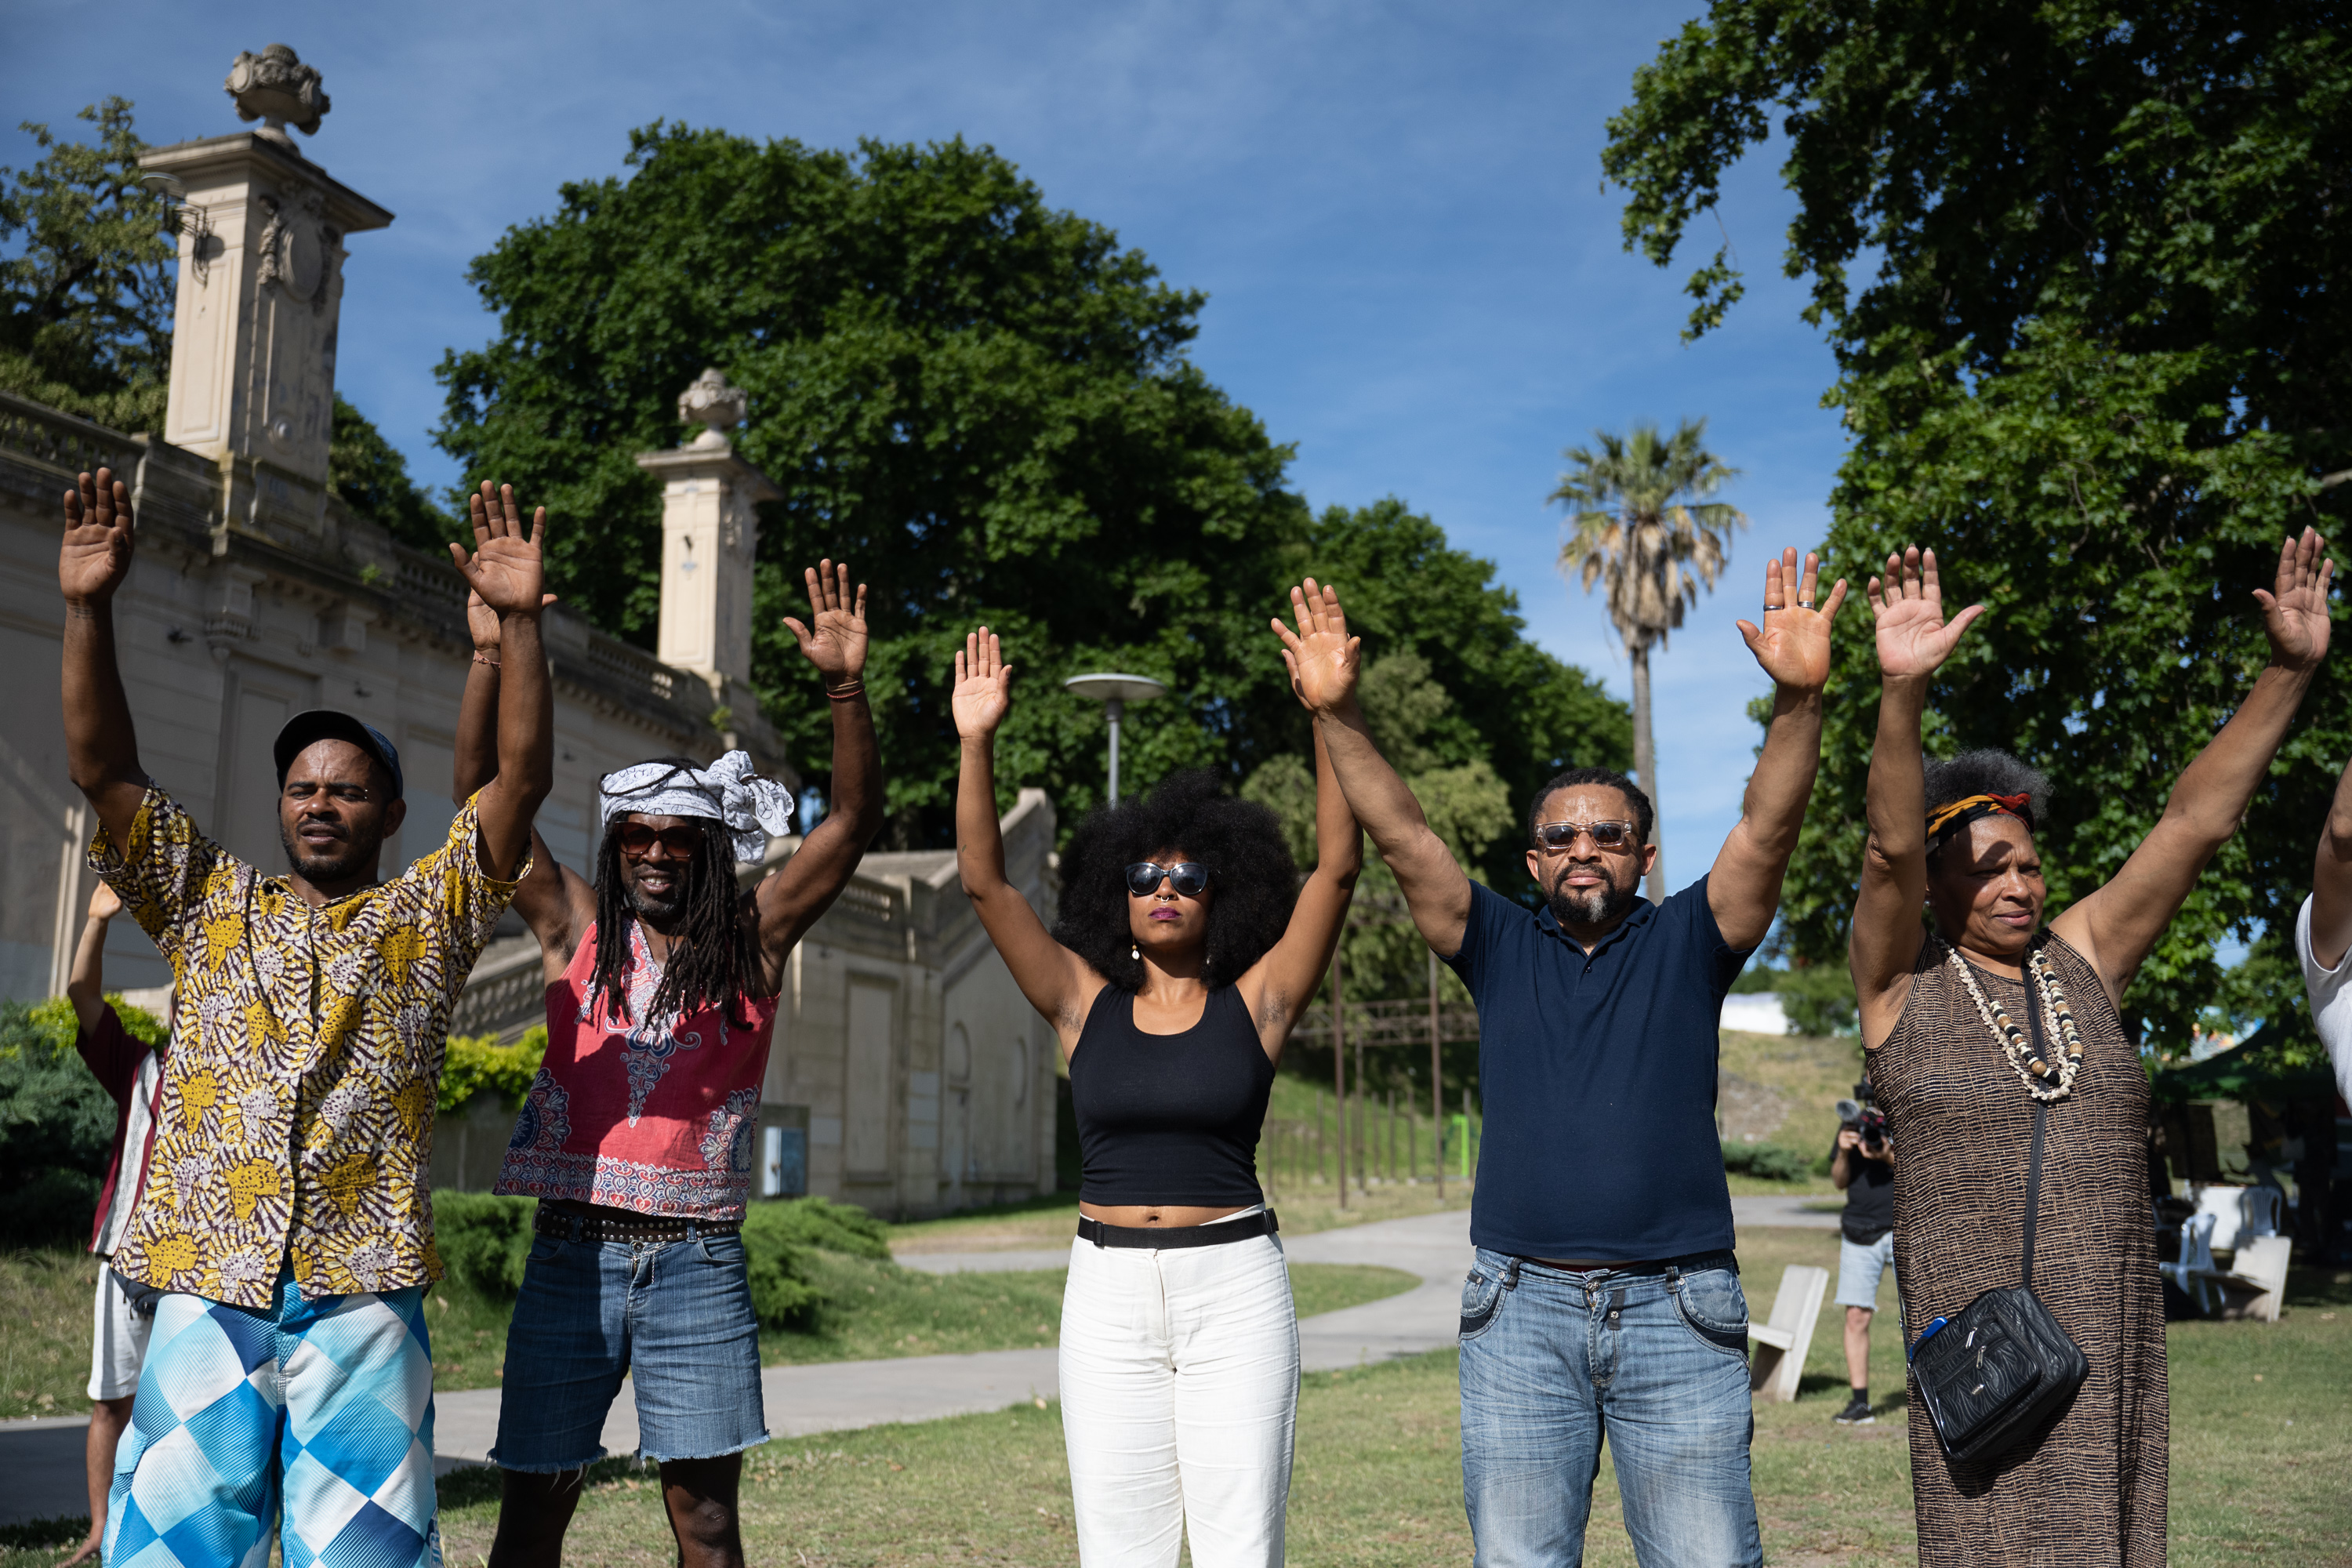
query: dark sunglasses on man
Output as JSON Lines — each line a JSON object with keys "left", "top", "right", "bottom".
{"left": 1125, "top": 861, "right": 1212, "bottom": 898}
{"left": 1532, "top": 819, "right": 1641, "bottom": 852}
{"left": 615, "top": 822, "right": 712, "bottom": 859}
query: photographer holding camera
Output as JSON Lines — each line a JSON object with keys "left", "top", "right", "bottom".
{"left": 1829, "top": 1080, "right": 1896, "bottom": 1425}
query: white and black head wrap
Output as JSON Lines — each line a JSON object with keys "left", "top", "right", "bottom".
{"left": 598, "top": 750, "right": 796, "bottom": 862}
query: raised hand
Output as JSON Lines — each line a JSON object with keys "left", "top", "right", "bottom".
{"left": 2253, "top": 527, "right": 2334, "bottom": 671}
{"left": 451, "top": 481, "right": 549, "bottom": 617}
{"left": 466, "top": 584, "right": 557, "bottom": 653}
{"left": 1737, "top": 547, "right": 1849, "bottom": 691}
{"left": 60, "top": 467, "right": 135, "bottom": 605}
{"left": 1271, "top": 578, "right": 1363, "bottom": 713}
{"left": 952, "top": 627, "right": 1013, "bottom": 739}
{"left": 1867, "top": 546, "right": 1984, "bottom": 682}
{"left": 782, "top": 560, "right": 869, "bottom": 686}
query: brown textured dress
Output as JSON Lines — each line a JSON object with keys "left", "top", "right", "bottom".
{"left": 1867, "top": 931, "right": 2166, "bottom": 1568}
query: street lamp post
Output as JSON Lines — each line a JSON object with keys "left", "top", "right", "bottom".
{"left": 1062, "top": 673, "right": 1167, "bottom": 805}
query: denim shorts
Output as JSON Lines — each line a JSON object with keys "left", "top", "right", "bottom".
{"left": 1834, "top": 1232, "right": 1897, "bottom": 1311}
{"left": 492, "top": 1225, "right": 768, "bottom": 1469}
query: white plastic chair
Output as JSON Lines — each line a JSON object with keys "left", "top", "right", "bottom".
{"left": 2193, "top": 1185, "right": 2252, "bottom": 1253}
{"left": 2161, "top": 1213, "right": 2220, "bottom": 1314}
{"left": 2240, "top": 1186, "right": 2282, "bottom": 1240}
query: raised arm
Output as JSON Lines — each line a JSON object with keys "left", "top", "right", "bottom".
{"left": 447, "top": 484, "right": 555, "bottom": 880}
{"left": 1279, "top": 580, "right": 1472, "bottom": 955}
{"left": 2310, "top": 748, "right": 2352, "bottom": 971}
{"left": 1710, "top": 548, "right": 1849, "bottom": 948}
{"left": 1236, "top": 596, "right": 1364, "bottom": 1058}
{"left": 1850, "top": 547, "right": 1987, "bottom": 1045}
{"left": 953, "top": 627, "right": 1100, "bottom": 1047}
{"left": 65, "top": 880, "right": 120, "bottom": 1034}
{"left": 454, "top": 580, "right": 589, "bottom": 964}
{"left": 2053, "top": 529, "right": 2332, "bottom": 1001}
{"left": 751, "top": 563, "right": 885, "bottom": 982}
{"left": 59, "top": 469, "right": 149, "bottom": 848}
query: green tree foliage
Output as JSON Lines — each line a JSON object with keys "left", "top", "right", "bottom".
{"left": 1605, "top": 1, "right": 2352, "bottom": 1051}
{"left": 435, "top": 127, "right": 1627, "bottom": 848}
{"left": 0, "top": 98, "right": 173, "bottom": 431}
{"left": 1552, "top": 419, "right": 1745, "bottom": 901}
{"left": 436, "top": 1025, "right": 548, "bottom": 1113}
{"left": 329, "top": 393, "right": 452, "bottom": 547}
{"left": 0, "top": 102, "right": 448, "bottom": 543}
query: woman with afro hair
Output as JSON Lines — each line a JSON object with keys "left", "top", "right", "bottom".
{"left": 1849, "top": 536, "right": 2332, "bottom": 1567}
{"left": 951, "top": 601, "right": 1362, "bottom": 1568}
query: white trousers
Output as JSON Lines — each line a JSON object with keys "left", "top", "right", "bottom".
{"left": 1058, "top": 1213, "right": 1300, "bottom": 1567}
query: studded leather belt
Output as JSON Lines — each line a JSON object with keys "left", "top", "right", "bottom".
{"left": 532, "top": 1207, "right": 740, "bottom": 1245}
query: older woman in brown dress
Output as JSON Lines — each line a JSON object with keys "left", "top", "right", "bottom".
{"left": 1847, "top": 536, "right": 2333, "bottom": 1566}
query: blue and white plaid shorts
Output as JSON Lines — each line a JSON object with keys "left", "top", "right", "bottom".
{"left": 103, "top": 1270, "right": 440, "bottom": 1568}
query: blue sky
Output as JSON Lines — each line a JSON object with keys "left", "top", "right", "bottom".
{"left": 6, "top": 0, "right": 1853, "bottom": 897}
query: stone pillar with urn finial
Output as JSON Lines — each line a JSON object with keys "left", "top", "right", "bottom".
{"left": 138, "top": 44, "right": 392, "bottom": 550}
{"left": 637, "top": 370, "right": 782, "bottom": 742}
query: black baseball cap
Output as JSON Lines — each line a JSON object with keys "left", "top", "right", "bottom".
{"left": 273, "top": 710, "right": 405, "bottom": 800}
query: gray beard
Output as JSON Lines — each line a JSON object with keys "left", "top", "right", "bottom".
{"left": 1547, "top": 873, "right": 1640, "bottom": 931}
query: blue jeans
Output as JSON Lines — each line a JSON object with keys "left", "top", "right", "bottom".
{"left": 1458, "top": 1248, "right": 1762, "bottom": 1568}
{"left": 492, "top": 1225, "right": 768, "bottom": 1469}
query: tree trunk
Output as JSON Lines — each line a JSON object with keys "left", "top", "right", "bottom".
{"left": 1630, "top": 639, "right": 1664, "bottom": 904}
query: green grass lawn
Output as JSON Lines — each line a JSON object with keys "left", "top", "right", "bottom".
{"left": 6, "top": 1232, "right": 2347, "bottom": 1563}
{"left": 0, "top": 1245, "right": 1415, "bottom": 1407}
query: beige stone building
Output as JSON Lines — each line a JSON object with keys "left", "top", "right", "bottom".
{"left": 0, "top": 45, "right": 1056, "bottom": 1217}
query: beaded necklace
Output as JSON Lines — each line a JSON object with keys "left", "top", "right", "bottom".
{"left": 1937, "top": 935, "right": 2085, "bottom": 1103}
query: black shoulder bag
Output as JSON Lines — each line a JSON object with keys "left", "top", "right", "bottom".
{"left": 1906, "top": 996, "right": 2089, "bottom": 1463}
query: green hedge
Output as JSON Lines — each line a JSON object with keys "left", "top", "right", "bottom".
{"left": 430, "top": 1191, "right": 891, "bottom": 1332}
{"left": 438, "top": 1025, "right": 548, "bottom": 1113}
{"left": 0, "top": 996, "right": 168, "bottom": 1245}
{"left": 1720, "top": 1142, "right": 1813, "bottom": 1184}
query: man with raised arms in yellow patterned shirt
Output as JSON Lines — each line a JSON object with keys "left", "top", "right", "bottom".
{"left": 58, "top": 466, "right": 556, "bottom": 1568}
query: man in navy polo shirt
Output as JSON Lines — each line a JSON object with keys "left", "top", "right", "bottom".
{"left": 1274, "top": 550, "right": 1848, "bottom": 1567}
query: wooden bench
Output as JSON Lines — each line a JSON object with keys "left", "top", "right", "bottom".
{"left": 1748, "top": 1263, "right": 1829, "bottom": 1403}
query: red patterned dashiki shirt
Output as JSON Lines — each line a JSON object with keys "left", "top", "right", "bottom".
{"left": 495, "top": 920, "right": 780, "bottom": 1219}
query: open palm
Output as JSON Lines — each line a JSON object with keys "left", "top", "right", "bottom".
{"left": 1736, "top": 548, "right": 1848, "bottom": 690}
{"left": 59, "top": 467, "right": 134, "bottom": 604}
{"left": 2253, "top": 527, "right": 2334, "bottom": 670}
{"left": 783, "top": 559, "right": 869, "bottom": 681}
{"left": 1870, "top": 546, "right": 1985, "bottom": 681}
{"left": 1272, "top": 579, "right": 1362, "bottom": 713}
{"left": 952, "top": 628, "right": 1013, "bottom": 739}
{"left": 451, "top": 481, "right": 548, "bottom": 615}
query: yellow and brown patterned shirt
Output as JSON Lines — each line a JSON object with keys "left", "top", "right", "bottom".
{"left": 93, "top": 786, "right": 521, "bottom": 1307}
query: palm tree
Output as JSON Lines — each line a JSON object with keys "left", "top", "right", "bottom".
{"left": 1551, "top": 417, "right": 1745, "bottom": 904}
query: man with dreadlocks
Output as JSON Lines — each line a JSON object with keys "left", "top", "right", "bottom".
{"left": 453, "top": 561, "right": 881, "bottom": 1568}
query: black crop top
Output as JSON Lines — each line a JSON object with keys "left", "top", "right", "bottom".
{"left": 1068, "top": 984, "right": 1274, "bottom": 1207}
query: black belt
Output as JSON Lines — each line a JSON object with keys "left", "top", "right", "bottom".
{"left": 1078, "top": 1210, "right": 1278, "bottom": 1249}
{"left": 1519, "top": 1248, "right": 1737, "bottom": 1277}
{"left": 533, "top": 1208, "right": 740, "bottom": 1244}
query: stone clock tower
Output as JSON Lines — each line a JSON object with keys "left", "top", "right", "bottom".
{"left": 140, "top": 44, "right": 392, "bottom": 548}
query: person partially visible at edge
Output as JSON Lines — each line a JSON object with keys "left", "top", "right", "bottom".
{"left": 951, "top": 608, "right": 1359, "bottom": 1568}
{"left": 1846, "top": 538, "right": 2332, "bottom": 1568}
{"left": 460, "top": 562, "right": 882, "bottom": 1568}
{"left": 61, "top": 470, "right": 554, "bottom": 1568}
{"left": 2294, "top": 728, "right": 2352, "bottom": 1111}
{"left": 60, "top": 879, "right": 169, "bottom": 1568}
{"left": 1285, "top": 550, "right": 1847, "bottom": 1568}
{"left": 1827, "top": 1086, "right": 1896, "bottom": 1428}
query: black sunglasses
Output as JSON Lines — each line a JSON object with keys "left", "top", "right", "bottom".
{"left": 615, "top": 822, "right": 710, "bottom": 858}
{"left": 1532, "top": 819, "right": 1640, "bottom": 852}
{"left": 1125, "top": 861, "right": 1211, "bottom": 898}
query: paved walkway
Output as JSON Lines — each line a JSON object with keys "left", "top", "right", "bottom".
{"left": 0, "top": 1197, "right": 1841, "bottom": 1523}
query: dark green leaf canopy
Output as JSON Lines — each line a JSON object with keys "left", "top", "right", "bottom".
{"left": 436, "top": 125, "right": 1628, "bottom": 856}
{"left": 1606, "top": 2, "right": 2352, "bottom": 1050}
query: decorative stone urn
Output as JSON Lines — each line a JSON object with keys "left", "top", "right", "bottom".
{"left": 678, "top": 368, "right": 749, "bottom": 450}
{"left": 225, "top": 45, "right": 331, "bottom": 144}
